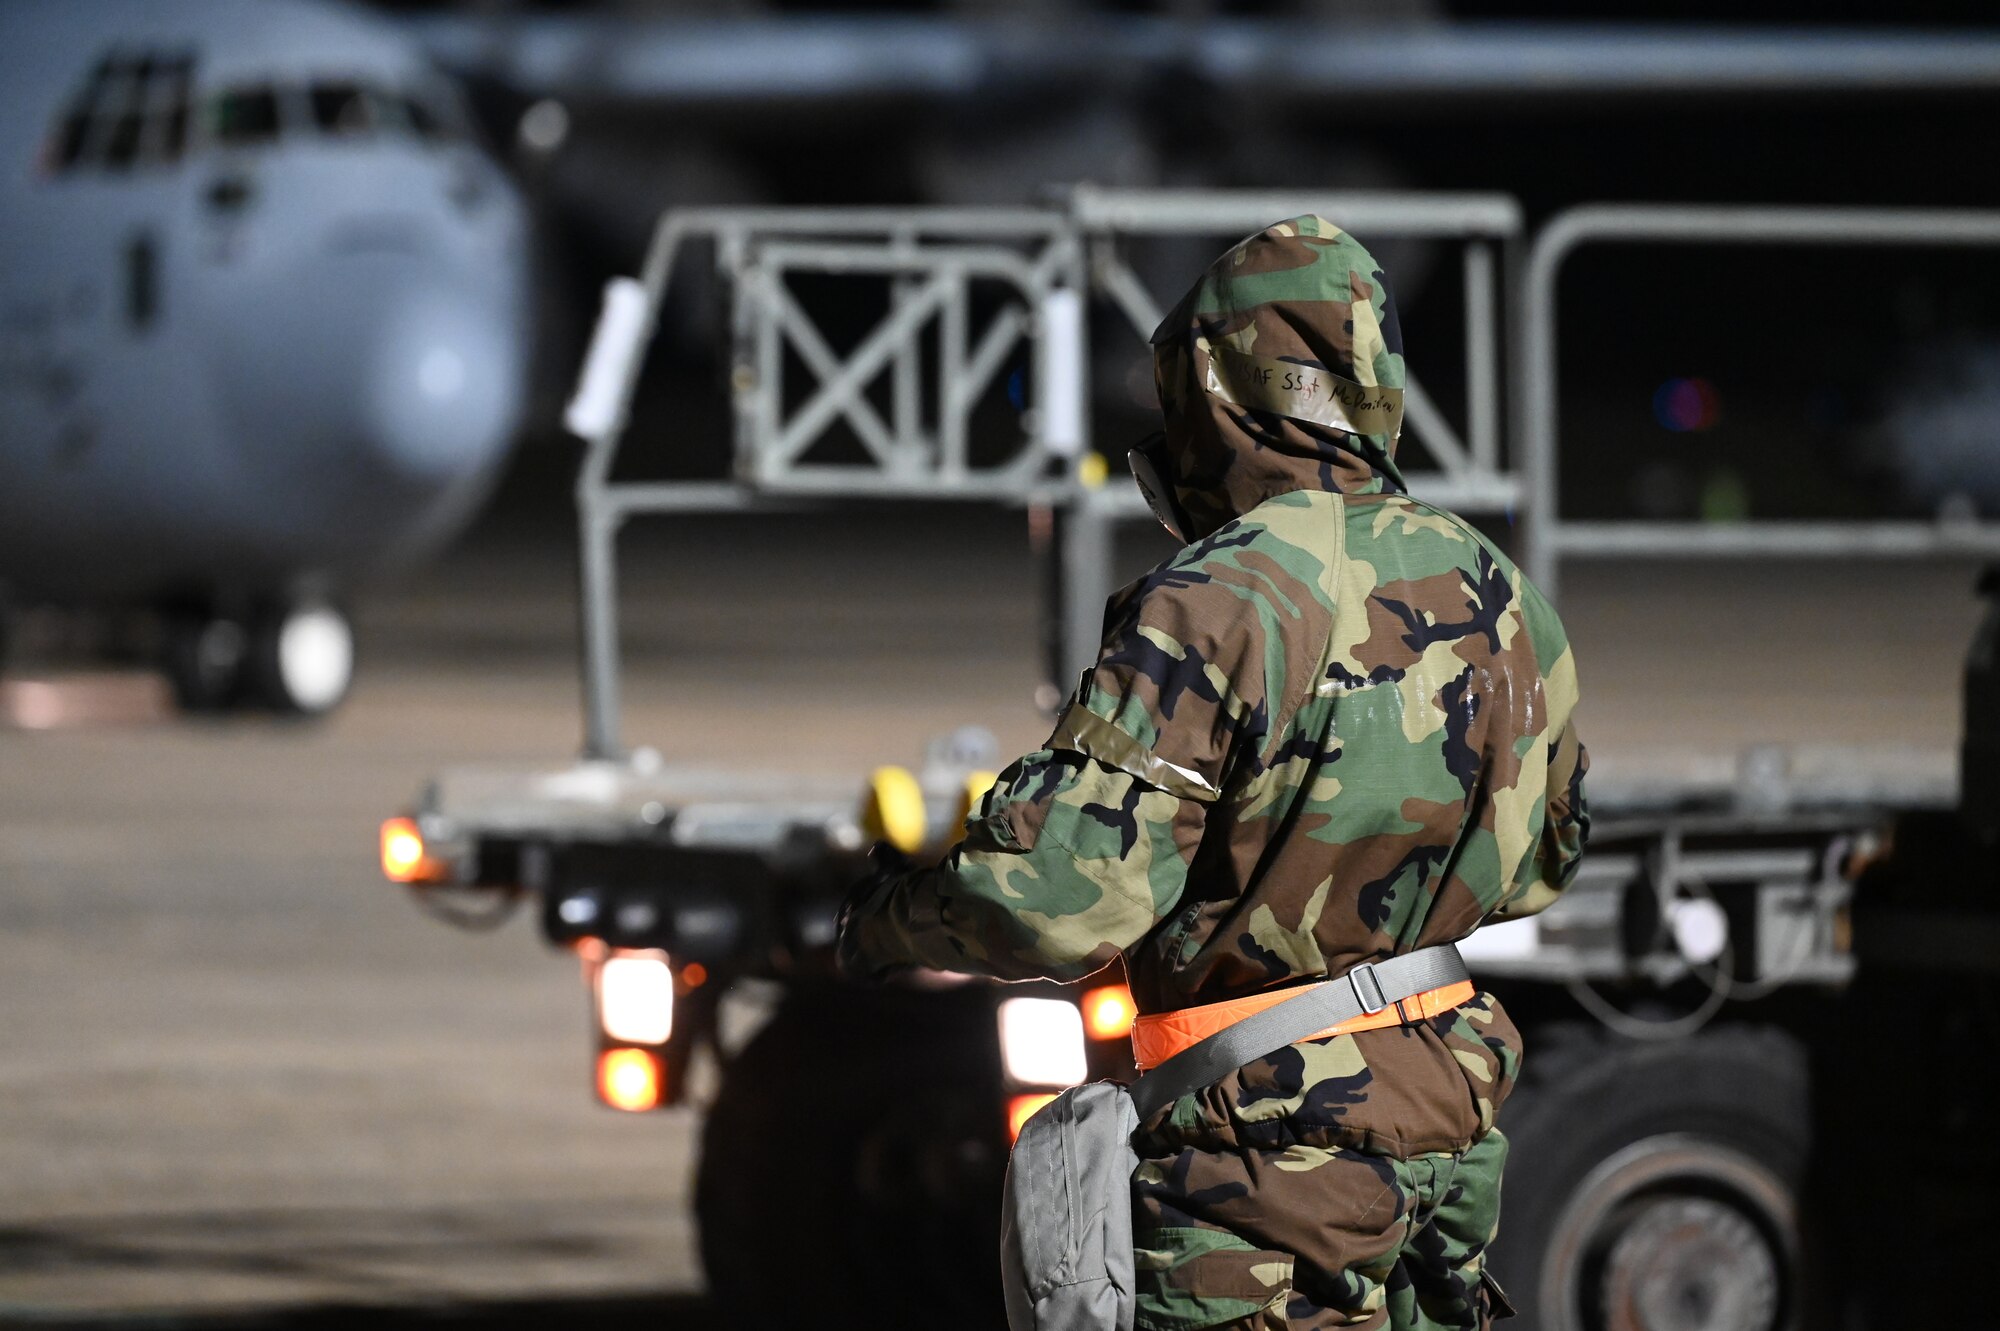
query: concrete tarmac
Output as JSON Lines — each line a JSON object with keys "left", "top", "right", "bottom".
{"left": 0, "top": 500, "right": 1983, "bottom": 1323}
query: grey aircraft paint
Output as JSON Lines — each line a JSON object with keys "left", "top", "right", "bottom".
{"left": 0, "top": 0, "right": 528, "bottom": 624}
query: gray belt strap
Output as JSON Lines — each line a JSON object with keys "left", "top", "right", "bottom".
{"left": 1127, "top": 944, "right": 1470, "bottom": 1121}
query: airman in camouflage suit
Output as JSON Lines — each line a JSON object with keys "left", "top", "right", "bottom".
{"left": 840, "top": 216, "right": 1588, "bottom": 1330}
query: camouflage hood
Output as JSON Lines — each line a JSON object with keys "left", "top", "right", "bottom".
{"left": 1149, "top": 216, "right": 1408, "bottom": 541}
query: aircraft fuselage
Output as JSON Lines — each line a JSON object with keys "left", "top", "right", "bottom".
{"left": 0, "top": 0, "right": 529, "bottom": 609}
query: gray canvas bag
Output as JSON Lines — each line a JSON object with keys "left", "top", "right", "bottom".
{"left": 999, "top": 944, "right": 1470, "bottom": 1331}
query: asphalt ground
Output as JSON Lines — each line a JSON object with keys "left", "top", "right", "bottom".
{"left": 0, "top": 488, "right": 1984, "bottom": 1326}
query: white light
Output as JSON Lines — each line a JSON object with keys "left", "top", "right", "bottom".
{"left": 276, "top": 606, "right": 354, "bottom": 713}
{"left": 598, "top": 952, "right": 674, "bottom": 1046}
{"left": 998, "top": 997, "right": 1088, "bottom": 1087}
{"left": 1670, "top": 897, "right": 1731, "bottom": 967}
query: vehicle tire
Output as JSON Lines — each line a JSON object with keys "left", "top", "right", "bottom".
{"left": 245, "top": 599, "right": 354, "bottom": 715}
{"left": 1486, "top": 1023, "right": 1811, "bottom": 1331}
{"left": 695, "top": 982, "right": 1008, "bottom": 1330}
{"left": 164, "top": 613, "right": 249, "bottom": 712}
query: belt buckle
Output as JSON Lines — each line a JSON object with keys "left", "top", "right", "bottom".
{"left": 1348, "top": 962, "right": 1389, "bottom": 1016}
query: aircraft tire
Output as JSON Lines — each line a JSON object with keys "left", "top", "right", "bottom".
{"left": 246, "top": 600, "right": 354, "bottom": 716}
{"left": 164, "top": 614, "right": 250, "bottom": 713}
{"left": 695, "top": 981, "right": 1007, "bottom": 1330}
{"left": 1486, "top": 1023, "right": 1812, "bottom": 1331}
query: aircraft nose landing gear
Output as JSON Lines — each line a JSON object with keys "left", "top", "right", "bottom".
{"left": 165, "top": 598, "right": 354, "bottom": 716}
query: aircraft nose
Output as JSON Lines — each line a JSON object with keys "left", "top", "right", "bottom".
{"left": 363, "top": 284, "right": 525, "bottom": 483}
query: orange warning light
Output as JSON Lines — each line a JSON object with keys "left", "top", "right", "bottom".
{"left": 380, "top": 817, "right": 444, "bottom": 884}
{"left": 1008, "top": 1092, "right": 1059, "bottom": 1142}
{"left": 681, "top": 962, "right": 709, "bottom": 989}
{"left": 598, "top": 1047, "right": 663, "bottom": 1112}
{"left": 1082, "top": 983, "right": 1137, "bottom": 1041}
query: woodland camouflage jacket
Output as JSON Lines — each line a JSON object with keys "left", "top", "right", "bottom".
{"left": 847, "top": 217, "right": 1588, "bottom": 1155}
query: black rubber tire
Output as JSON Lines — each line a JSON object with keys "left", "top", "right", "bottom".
{"left": 163, "top": 613, "right": 248, "bottom": 712}
{"left": 695, "top": 982, "right": 1009, "bottom": 1330}
{"left": 1487, "top": 1023, "right": 1812, "bottom": 1331}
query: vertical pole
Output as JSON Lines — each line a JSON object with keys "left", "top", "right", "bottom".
{"left": 578, "top": 504, "right": 624, "bottom": 760}
{"left": 1059, "top": 497, "right": 1113, "bottom": 690}
{"left": 572, "top": 212, "right": 688, "bottom": 760}
{"left": 1053, "top": 228, "right": 1104, "bottom": 694}
{"left": 1463, "top": 240, "right": 1499, "bottom": 473}
{"left": 1520, "top": 226, "right": 1563, "bottom": 603}
{"left": 752, "top": 265, "right": 781, "bottom": 486}
{"left": 941, "top": 268, "right": 969, "bottom": 481}
{"left": 724, "top": 230, "right": 758, "bottom": 484}
{"left": 892, "top": 267, "right": 922, "bottom": 479}
{"left": 1032, "top": 500, "right": 1064, "bottom": 705}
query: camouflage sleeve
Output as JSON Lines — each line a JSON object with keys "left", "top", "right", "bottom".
{"left": 845, "top": 551, "right": 1276, "bottom": 981}
{"left": 1492, "top": 719, "right": 1590, "bottom": 921}
{"left": 843, "top": 746, "right": 1206, "bottom": 981}
{"left": 1059, "top": 536, "right": 1293, "bottom": 798}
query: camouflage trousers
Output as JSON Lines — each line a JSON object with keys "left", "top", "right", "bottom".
{"left": 1132, "top": 1127, "right": 1509, "bottom": 1330}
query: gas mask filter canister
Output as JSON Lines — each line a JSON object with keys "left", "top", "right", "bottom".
{"left": 1127, "top": 432, "right": 1190, "bottom": 544}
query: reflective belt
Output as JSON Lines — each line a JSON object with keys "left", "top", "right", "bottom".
{"left": 1131, "top": 964, "right": 1475, "bottom": 1072}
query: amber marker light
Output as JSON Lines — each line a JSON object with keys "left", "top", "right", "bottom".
{"left": 379, "top": 816, "right": 443, "bottom": 884}
{"left": 1007, "top": 1092, "right": 1059, "bottom": 1143}
{"left": 597, "top": 1047, "right": 664, "bottom": 1112}
{"left": 1082, "top": 983, "right": 1137, "bottom": 1041}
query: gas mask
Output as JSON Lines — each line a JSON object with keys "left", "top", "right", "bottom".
{"left": 1127, "top": 431, "right": 1192, "bottom": 545}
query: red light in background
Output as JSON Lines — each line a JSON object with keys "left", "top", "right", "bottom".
{"left": 1652, "top": 377, "right": 1721, "bottom": 433}
{"left": 1008, "top": 1092, "right": 1058, "bottom": 1142}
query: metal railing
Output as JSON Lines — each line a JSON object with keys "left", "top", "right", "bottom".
{"left": 566, "top": 206, "right": 1077, "bottom": 758}
{"left": 564, "top": 194, "right": 2000, "bottom": 760}
{"left": 1520, "top": 204, "right": 2000, "bottom": 599}
{"left": 566, "top": 190, "right": 1526, "bottom": 758}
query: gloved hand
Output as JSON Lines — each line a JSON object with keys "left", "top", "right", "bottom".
{"left": 834, "top": 841, "right": 915, "bottom": 982}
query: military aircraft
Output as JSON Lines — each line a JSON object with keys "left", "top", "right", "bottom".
{"left": 0, "top": 0, "right": 529, "bottom": 715}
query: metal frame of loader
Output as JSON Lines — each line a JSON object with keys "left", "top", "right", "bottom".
{"left": 389, "top": 193, "right": 2000, "bottom": 1331}
{"left": 566, "top": 188, "right": 1525, "bottom": 761}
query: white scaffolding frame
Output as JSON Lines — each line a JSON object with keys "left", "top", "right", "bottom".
{"left": 567, "top": 190, "right": 1526, "bottom": 758}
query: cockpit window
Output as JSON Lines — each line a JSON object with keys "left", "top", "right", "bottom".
{"left": 211, "top": 87, "right": 280, "bottom": 147}
{"left": 306, "top": 82, "right": 464, "bottom": 147}
{"left": 310, "top": 83, "right": 371, "bottom": 136}
{"left": 152, "top": 62, "right": 193, "bottom": 162}
{"left": 43, "top": 55, "right": 472, "bottom": 172}
{"left": 52, "top": 114, "right": 89, "bottom": 170}
{"left": 104, "top": 109, "right": 145, "bottom": 168}
{"left": 45, "top": 50, "right": 195, "bottom": 174}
